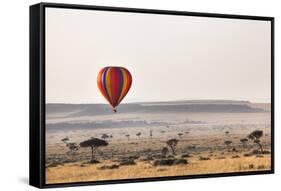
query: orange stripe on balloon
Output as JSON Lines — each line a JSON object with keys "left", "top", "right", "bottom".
{"left": 119, "top": 68, "right": 132, "bottom": 103}
{"left": 125, "top": 69, "right": 132, "bottom": 97}
{"left": 97, "top": 67, "right": 110, "bottom": 104}
{"left": 118, "top": 68, "right": 127, "bottom": 103}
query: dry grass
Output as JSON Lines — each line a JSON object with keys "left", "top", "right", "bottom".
{"left": 46, "top": 155, "right": 271, "bottom": 184}
{"left": 45, "top": 110, "right": 271, "bottom": 184}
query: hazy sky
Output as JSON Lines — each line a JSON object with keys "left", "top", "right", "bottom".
{"left": 46, "top": 8, "right": 271, "bottom": 104}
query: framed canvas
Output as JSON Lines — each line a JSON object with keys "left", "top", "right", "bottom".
{"left": 29, "top": 2, "right": 274, "bottom": 188}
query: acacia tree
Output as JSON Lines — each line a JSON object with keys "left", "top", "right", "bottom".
{"left": 125, "top": 134, "right": 130, "bottom": 141}
{"left": 166, "top": 139, "right": 179, "bottom": 155}
{"left": 224, "top": 140, "right": 232, "bottom": 151}
{"left": 240, "top": 138, "right": 248, "bottom": 149}
{"left": 61, "top": 137, "right": 79, "bottom": 158}
{"left": 61, "top": 137, "right": 69, "bottom": 143}
{"left": 101, "top": 133, "right": 109, "bottom": 140}
{"left": 248, "top": 130, "right": 263, "bottom": 153}
{"left": 178, "top": 133, "right": 183, "bottom": 139}
{"left": 136, "top": 132, "right": 141, "bottom": 139}
{"left": 161, "top": 147, "right": 169, "bottom": 157}
{"left": 80, "top": 138, "right": 108, "bottom": 162}
{"left": 66, "top": 143, "right": 79, "bottom": 156}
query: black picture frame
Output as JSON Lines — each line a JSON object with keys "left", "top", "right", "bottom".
{"left": 29, "top": 2, "right": 274, "bottom": 189}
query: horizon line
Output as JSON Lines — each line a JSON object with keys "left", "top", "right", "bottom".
{"left": 45, "top": 99, "right": 271, "bottom": 105}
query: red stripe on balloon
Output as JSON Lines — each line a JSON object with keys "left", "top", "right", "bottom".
{"left": 109, "top": 67, "right": 121, "bottom": 107}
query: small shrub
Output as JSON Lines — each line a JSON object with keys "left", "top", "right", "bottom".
{"left": 99, "top": 164, "right": 119, "bottom": 170}
{"left": 249, "top": 164, "right": 254, "bottom": 169}
{"left": 119, "top": 159, "right": 136, "bottom": 166}
{"left": 174, "top": 159, "right": 188, "bottom": 165}
{"left": 244, "top": 153, "right": 253, "bottom": 157}
{"left": 157, "top": 168, "right": 167, "bottom": 172}
{"left": 199, "top": 156, "right": 210, "bottom": 161}
{"left": 153, "top": 158, "right": 187, "bottom": 166}
{"left": 140, "top": 156, "right": 154, "bottom": 161}
{"left": 257, "top": 165, "right": 265, "bottom": 169}
{"left": 187, "top": 145, "right": 196, "bottom": 149}
{"left": 252, "top": 149, "right": 261, "bottom": 154}
{"left": 262, "top": 150, "right": 271, "bottom": 154}
{"left": 216, "top": 156, "right": 226, "bottom": 159}
{"left": 181, "top": 154, "right": 192, "bottom": 158}
{"left": 89, "top": 159, "right": 100, "bottom": 164}
{"left": 46, "top": 161, "right": 64, "bottom": 168}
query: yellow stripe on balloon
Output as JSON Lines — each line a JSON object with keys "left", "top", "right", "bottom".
{"left": 118, "top": 68, "right": 128, "bottom": 103}
{"left": 105, "top": 68, "right": 113, "bottom": 104}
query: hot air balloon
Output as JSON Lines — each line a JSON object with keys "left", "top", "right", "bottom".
{"left": 97, "top": 66, "right": 132, "bottom": 112}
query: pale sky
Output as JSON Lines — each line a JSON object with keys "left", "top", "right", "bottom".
{"left": 46, "top": 8, "right": 271, "bottom": 104}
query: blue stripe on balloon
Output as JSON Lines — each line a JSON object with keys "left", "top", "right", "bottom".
{"left": 117, "top": 68, "right": 124, "bottom": 102}
{"left": 102, "top": 67, "right": 109, "bottom": 98}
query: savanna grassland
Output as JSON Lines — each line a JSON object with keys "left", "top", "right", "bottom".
{"left": 45, "top": 101, "right": 271, "bottom": 184}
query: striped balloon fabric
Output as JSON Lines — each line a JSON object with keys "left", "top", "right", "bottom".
{"left": 97, "top": 66, "right": 132, "bottom": 112}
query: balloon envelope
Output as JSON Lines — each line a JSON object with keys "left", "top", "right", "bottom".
{"left": 97, "top": 66, "right": 132, "bottom": 111}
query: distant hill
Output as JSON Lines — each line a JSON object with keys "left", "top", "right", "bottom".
{"left": 46, "top": 100, "right": 266, "bottom": 118}
{"left": 138, "top": 100, "right": 251, "bottom": 105}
